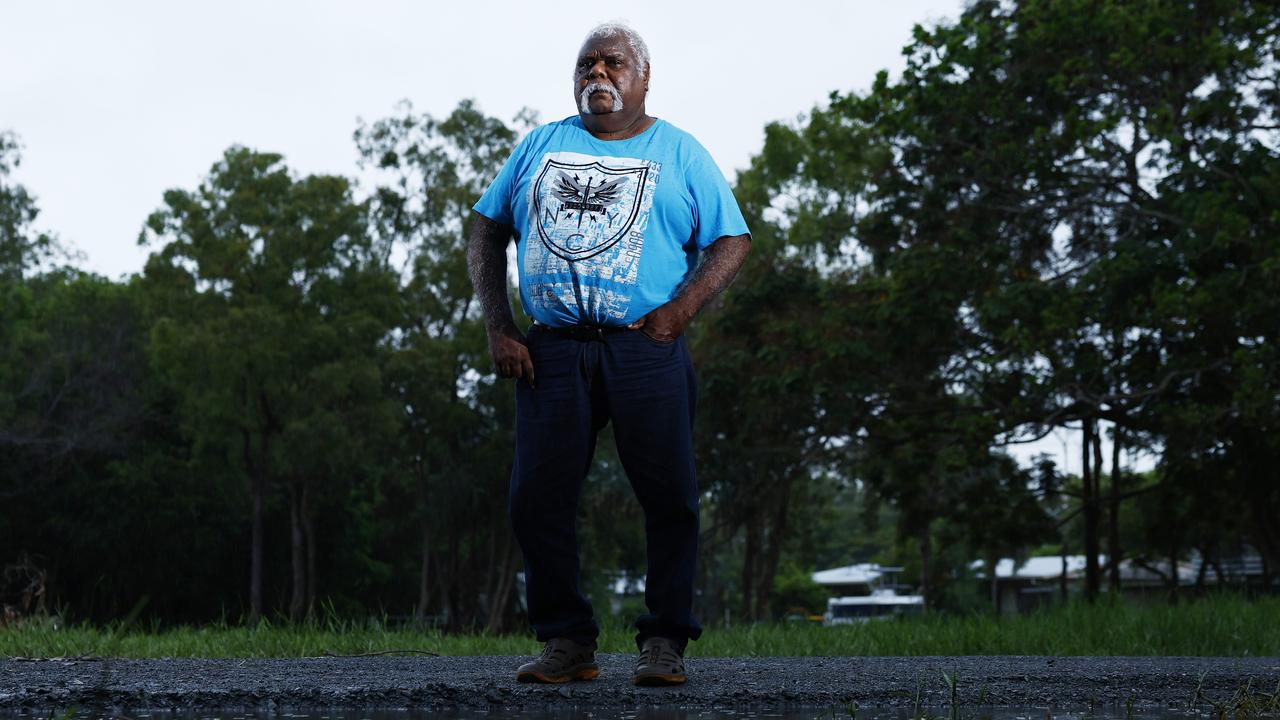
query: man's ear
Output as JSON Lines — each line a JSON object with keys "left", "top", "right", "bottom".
{"left": 643, "top": 62, "right": 651, "bottom": 91}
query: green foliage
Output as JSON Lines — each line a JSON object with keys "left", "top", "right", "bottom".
{"left": 0, "top": 272, "right": 167, "bottom": 618}
{"left": 136, "top": 143, "right": 403, "bottom": 622}
{"left": 352, "top": 100, "right": 536, "bottom": 632}
{"left": 0, "top": 131, "right": 59, "bottom": 280}
{"left": 711, "top": 0, "right": 1280, "bottom": 612}
{"left": 770, "top": 563, "right": 830, "bottom": 618}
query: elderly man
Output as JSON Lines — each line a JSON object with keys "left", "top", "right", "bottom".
{"left": 466, "top": 22, "right": 750, "bottom": 686}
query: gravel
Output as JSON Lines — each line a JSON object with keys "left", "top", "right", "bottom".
{"left": 2, "top": 655, "right": 1277, "bottom": 714}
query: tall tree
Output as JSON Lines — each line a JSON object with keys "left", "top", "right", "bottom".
{"left": 140, "top": 146, "right": 399, "bottom": 623}
{"left": 354, "top": 99, "right": 533, "bottom": 631}
{"left": 725, "top": 0, "right": 1279, "bottom": 604}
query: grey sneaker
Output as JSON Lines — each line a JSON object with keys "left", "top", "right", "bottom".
{"left": 515, "top": 637, "right": 600, "bottom": 683}
{"left": 632, "top": 636, "right": 687, "bottom": 685}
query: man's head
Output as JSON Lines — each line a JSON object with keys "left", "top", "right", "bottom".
{"left": 574, "top": 23, "right": 650, "bottom": 119}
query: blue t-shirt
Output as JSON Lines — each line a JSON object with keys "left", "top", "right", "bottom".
{"left": 473, "top": 116, "right": 749, "bottom": 328}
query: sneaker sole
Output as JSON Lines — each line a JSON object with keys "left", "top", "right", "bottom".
{"left": 516, "top": 665, "right": 600, "bottom": 683}
{"left": 632, "top": 672, "right": 687, "bottom": 686}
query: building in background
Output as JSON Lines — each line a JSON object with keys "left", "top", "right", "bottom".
{"left": 971, "top": 547, "right": 1271, "bottom": 614}
{"left": 812, "top": 563, "right": 924, "bottom": 625}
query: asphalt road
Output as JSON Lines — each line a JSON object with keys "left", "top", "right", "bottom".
{"left": 2, "top": 655, "right": 1278, "bottom": 714}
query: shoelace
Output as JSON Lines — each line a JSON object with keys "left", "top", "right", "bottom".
{"left": 540, "top": 641, "right": 588, "bottom": 667}
{"left": 540, "top": 643, "right": 569, "bottom": 660}
{"left": 638, "top": 642, "right": 682, "bottom": 669}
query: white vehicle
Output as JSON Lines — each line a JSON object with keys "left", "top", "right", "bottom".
{"left": 823, "top": 587, "right": 924, "bottom": 625}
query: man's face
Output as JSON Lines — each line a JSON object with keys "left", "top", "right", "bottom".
{"left": 574, "top": 33, "right": 648, "bottom": 116}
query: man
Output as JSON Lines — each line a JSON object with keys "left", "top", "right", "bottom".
{"left": 466, "top": 22, "right": 751, "bottom": 686}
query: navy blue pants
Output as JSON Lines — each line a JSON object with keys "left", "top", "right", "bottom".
{"left": 509, "top": 324, "right": 703, "bottom": 651}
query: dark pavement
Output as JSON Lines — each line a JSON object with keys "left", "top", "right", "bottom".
{"left": 3, "top": 655, "right": 1278, "bottom": 713}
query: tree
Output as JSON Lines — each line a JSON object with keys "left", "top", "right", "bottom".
{"left": 140, "top": 146, "right": 400, "bottom": 622}
{"left": 354, "top": 99, "right": 534, "bottom": 631}
{"left": 0, "top": 131, "right": 58, "bottom": 281}
{"left": 733, "top": 0, "right": 1279, "bottom": 605}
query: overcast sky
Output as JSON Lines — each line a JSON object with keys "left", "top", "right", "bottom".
{"left": 4, "top": 0, "right": 967, "bottom": 279}
{"left": 4, "top": 0, "right": 1144, "bottom": 475}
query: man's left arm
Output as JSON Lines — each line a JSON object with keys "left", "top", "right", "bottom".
{"left": 626, "top": 234, "right": 752, "bottom": 342}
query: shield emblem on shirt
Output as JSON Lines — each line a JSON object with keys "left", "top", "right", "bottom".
{"left": 531, "top": 159, "right": 651, "bottom": 262}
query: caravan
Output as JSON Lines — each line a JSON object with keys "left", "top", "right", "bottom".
{"left": 812, "top": 563, "right": 925, "bottom": 625}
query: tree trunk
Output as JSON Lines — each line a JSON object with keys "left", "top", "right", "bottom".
{"left": 417, "top": 520, "right": 432, "bottom": 621}
{"left": 741, "top": 516, "right": 759, "bottom": 621}
{"left": 487, "top": 538, "right": 520, "bottom": 633}
{"left": 1082, "top": 420, "right": 1101, "bottom": 602}
{"left": 1059, "top": 541, "right": 1068, "bottom": 602}
{"left": 1195, "top": 544, "right": 1209, "bottom": 588}
{"left": 483, "top": 508, "right": 500, "bottom": 625}
{"left": 469, "top": 513, "right": 483, "bottom": 628}
{"left": 246, "top": 428, "right": 266, "bottom": 624}
{"left": 288, "top": 480, "right": 307, "bottom": 624}
{"left": 755, "top": 480, "right": 791, "bottom": 621}
{"left": 302, "top": 482, "right": 316, "bottom": 619}
{"left": 988, "top": 554, "right": 1001, "bottom": 614}
{"left": 1108, "top": 425, "right": 1123, "bottom": 592}
{"left": 414, "top": 455, "right": 432, "bottom": 622}
{"left": 446, "top": 521, "right": 461, "bottom": 631}
{"left": 1164, "top": 530, "right": 1182, "bottom": 602}
{"left": 918, "top": 520, "right": 933, "bottom": 612}
{"left": 1211, "top": 557, "right": 1226, "bottom": 587}
{"left": 1248, "top": 497, "right": 1280, "bottom": 586}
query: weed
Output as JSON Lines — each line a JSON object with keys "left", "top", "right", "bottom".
{"left": 1194, "top": 676, "right": 1280, "bottom": 718}
{"left": 1191, "top": 670, "right": 1208, "bottom": 711}
{"left": 41, "top": 706, "right": 77, "bottom": 720}
{"left": 1216, "top": 676, "right": 1280, "bottom": 717}
{"left": 943, "top": 669, "right": 959, "bottom": 720}
{"left": 912, "top": 671, "right": 925, "bottom": 720}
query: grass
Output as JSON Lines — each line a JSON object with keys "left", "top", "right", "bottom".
{"left": 1, "top": 594, "right": 1277, "bottom": 659}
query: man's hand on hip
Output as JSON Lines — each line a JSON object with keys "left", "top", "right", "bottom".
{"left": 627, "top": 301, "right": 694, "bottom": 343}
{"left": 488, "top": 326, "right": 536, "bottom": 388}
{"left": 627, "top": 234, "right": 752, "bottom": 343}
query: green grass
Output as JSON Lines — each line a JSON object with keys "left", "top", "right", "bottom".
{"left": 2, "top": 594, "right": 1277, "bottom": 659}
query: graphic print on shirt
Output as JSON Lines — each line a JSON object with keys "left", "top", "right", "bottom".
{"left": 524, "top": 151, "right": 661, "bottom": 323}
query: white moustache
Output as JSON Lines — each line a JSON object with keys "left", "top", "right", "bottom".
{"left": 579, "top": 82, "right": 624, "bottom": 114}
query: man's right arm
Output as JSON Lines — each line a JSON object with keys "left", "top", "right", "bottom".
{"left": 466, "top": 211, "right": 535, "bottom": 388}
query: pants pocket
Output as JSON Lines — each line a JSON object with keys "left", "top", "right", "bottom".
{"left": 637, "top": 329, "right": 677, "bottom": 346}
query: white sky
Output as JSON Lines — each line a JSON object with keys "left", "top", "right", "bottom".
{"left": 4, "top": 0, "right": 1141, "bottom": 475}
{"left": 3, "top": 0, "right": 963, "bottom": 279}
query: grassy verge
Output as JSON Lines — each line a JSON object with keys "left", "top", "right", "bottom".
{"left": 2, "top": 594, "right": 1276, "bottom": 658}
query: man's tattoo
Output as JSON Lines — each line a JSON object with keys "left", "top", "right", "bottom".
{"left": 466, "top": 214, "right": 518, "bottom": 335}
{"left": 673, "top": 235, "right": 752, "bottom": 318}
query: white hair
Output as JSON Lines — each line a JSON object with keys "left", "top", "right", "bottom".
{"left": 579, "top": 22, "right": 651, "bottom": 75}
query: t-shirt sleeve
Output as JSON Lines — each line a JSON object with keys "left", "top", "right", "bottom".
{"left": 687, "top": 146, "right": 750, "bottom": 251}
{"left": 472, "top": 133, "right": 530, "bottom": 226}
